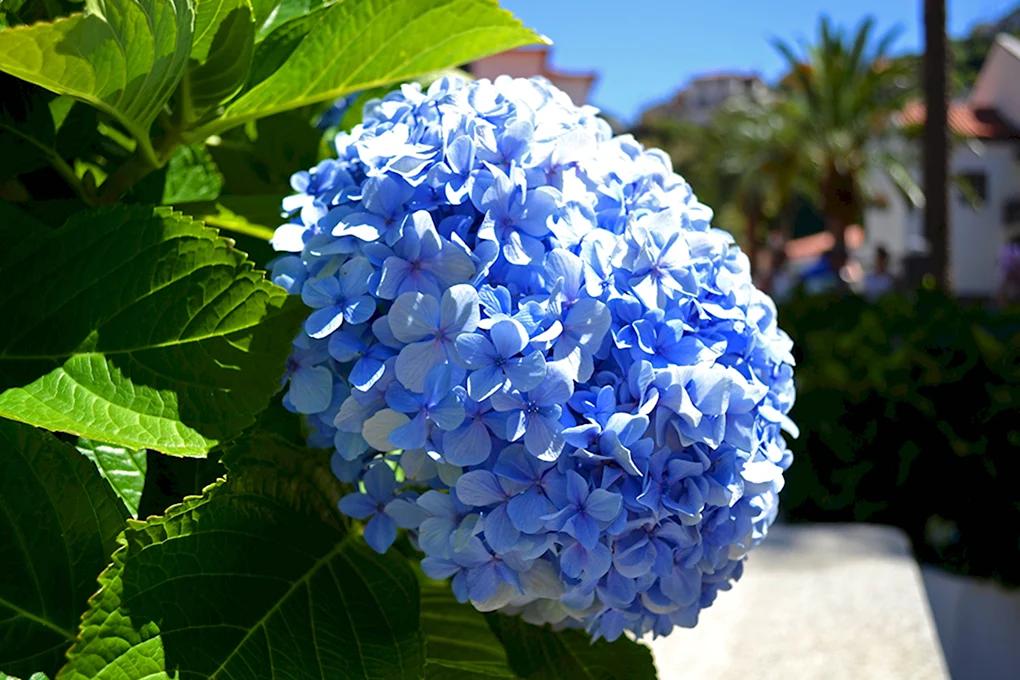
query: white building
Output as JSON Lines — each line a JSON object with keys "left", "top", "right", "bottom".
{"left": 864, "top": 34, "right": 1020, "bottom": 297}
{"left": 643, "top": 73, "right": 771, "bottom": 126}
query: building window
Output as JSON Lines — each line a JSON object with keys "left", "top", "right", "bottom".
{"left": 1004, "top": 198, "right": 1020, "bottom": 225}
{"left": 956, "top": 171, "right": 987, "bottom": 206}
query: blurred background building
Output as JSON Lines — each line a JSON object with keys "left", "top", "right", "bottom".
{"left": 468, "top": 46, "right": 597, "bottom": 105}
{"left": 642, "top": 72, "right": 771, "bottom": 126}
{"left": 865, "top": 33, "right": 1020, "bottom": 297}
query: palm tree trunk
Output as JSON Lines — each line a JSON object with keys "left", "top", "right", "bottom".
{"left": 822, "top": 163, "right": 854, "bottom": 254}
{"left": 923, "top": 0, "right": 950, "bottom": 290}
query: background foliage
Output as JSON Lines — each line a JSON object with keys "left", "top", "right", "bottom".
{"left": 0, "top": 0, "right": 660, "bottom": 678}
{"left": 779, "top": 291, "right": 1020, "bottom": 586}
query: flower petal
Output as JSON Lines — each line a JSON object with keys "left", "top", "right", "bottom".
{"left": 363, "top": 512, "right": 397, "bottom": 553}
{"left": 389, "top": 292, "right": 440, "bottom": 343}
{"left": 287, "top": 365, "right": 333, "bottom": 414}
{"left": 482, "top": 504, "right": 520, "bottom": 553}
{"left": 337, "top": 492, "right": 377, "bottom": 519}
{"left": 585, "top": 488, "right": 623, "bottom": 522}
{"left": 506, "top": 486, "right": 550, "bottom": 533}
{"left": 442, "top": 421, "right": 492, "bottom": 466}
{"left": 454, "top": 333, "right": 497, "bottom": 369}
{"left": 362, "top": 408, "right": 411, "bottom": 452}
{"left": 504, "top": 351, "right": 547, "bottom": 392}
{"left": 304, "top": 305, "right": 345, "bottom": 339}
{"left": 455, "top": 470, "right": 506, "bottom": 507}
{"left": 489, "top": 318, "right": 529, "bottom": 358}
{"left": 385, "top": 498, "right": 430, "bottom": 529}
{"left": 396, "top": 339, "right": 448, "bottom": 392}
{"left": 440, "top": 284, "right": 481, "bottom": 335}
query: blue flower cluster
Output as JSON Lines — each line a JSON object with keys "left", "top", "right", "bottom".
{"left": 269, "top": 75, "right": 797, "bottom": 642}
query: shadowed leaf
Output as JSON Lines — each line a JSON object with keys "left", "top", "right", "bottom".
{"left": 486, "top": 613, "right": 657, "bottom": 680}
{"left": 59, "top": 435, "right": 424, "bottom": 680}
{"left": 0, "top": 420, "right": 128, "bottom": 678}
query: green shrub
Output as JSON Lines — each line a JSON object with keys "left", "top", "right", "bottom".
{"left": 780, "top": 291, "right": 1020, "bottom": 585}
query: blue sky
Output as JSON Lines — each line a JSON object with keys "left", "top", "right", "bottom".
{"left": 501, "top": 0, "right": 1018, "bottom": 122}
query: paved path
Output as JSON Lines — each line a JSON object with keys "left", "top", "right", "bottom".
{"left": 647, "top": 523, "right": 950, "bottom": 680}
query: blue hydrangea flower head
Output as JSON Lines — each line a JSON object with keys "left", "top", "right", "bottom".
{"left": 270, "top": 75, "right": 797, "bottom": 641}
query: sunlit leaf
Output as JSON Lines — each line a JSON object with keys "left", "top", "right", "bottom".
{"left": 0, "top": 0, "right": 195, "bottom": 154}
{"left": 0, "top": 205, "right": 301, "bottom": 456}
{"left": 192, "top": 0, "right": 546, "bottom": 138}
{"left": 76, "top": 438, "right": 147, "bottom": 518}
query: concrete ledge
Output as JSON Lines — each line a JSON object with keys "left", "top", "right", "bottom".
{"left": 923, "top": 565, "right": 1020, "bottom": 679}
{"left": 647, "top": 523, "right": 949, "bottom": 680}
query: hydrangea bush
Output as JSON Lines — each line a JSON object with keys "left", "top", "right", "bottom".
{"left": 3, "top": 0, "right": 698, "bottom": 675}
{"left": 271, "top": 75, "right": 797, "bottom": 641}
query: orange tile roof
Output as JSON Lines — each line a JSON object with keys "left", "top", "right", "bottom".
{"left": 899, "top": 101, "right": 1020, "bottom": 140}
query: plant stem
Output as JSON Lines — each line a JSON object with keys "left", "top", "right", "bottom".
{"left": 94, "top": 151, "right": 159, "bottom": 205}
{"left": 95, "top": 127, "right": 183, "bottom": 205}
{"left": 49, "top": 153, "right": 93, "bottom": 205}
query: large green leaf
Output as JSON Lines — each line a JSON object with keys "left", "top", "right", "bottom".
{"left": 76, "top": 438, "right": 147, "bottom": 518}
{"left": 421, "top": 584, "right": 514, "bottom": 679}
{"left": 486, "top": 614, "right": 658, "bottom": 680}
{"left": 60, "top": 435, "right": 425, "bottom": 680}
{"left": 0, "top": 205, "right": 301, "bottom": 456}
{"left": 0, "top": 0, "right": 195, "bottom": 155}
{"left": 187, "top": 0, "right": 256, "bottom": 111}
{"left": 192, "top": 0, "right": 546, "bottom": 138}
{"left": 0, "top": 420, "right": 129, "bottom": 678}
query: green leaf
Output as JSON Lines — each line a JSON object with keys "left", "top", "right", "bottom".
{"left": 0, "top": 0, "right": 195, "bottom": 157}
{"left": 187, "top": 0, "right": 255, "bottom": 111}
{"left": 161, "top": 143, "right": 225, "bottom": 204}
{"left": 60, "top": 435, "right": 425, "bottom": 680}
{"left": 208, "top": 110, "right": 324, "bottom": 195}
{"left": 76, "top": 438, "right": 147, "bottom": 518}
{"left": 486, "top": 614, "right": 658, "bottom": 680}
{"left": 0, "top": 419, "right": 129, "bottom": 678}
{"left": 0, "top": 205, "right": 302, "bottom": 456}
{"left": 1, "top": 672, "right": 51, "bottom": 680}
{"left": 255, "top": 0, "right": 327, "bottom": 40}
{"left": 421, "top": 583, "right": 514, "bottom": 679}
{"left": 193, "top": 0, "right": 546, "bottom": 138}
{"left": 0, "top": 74, "right": 55, "bottom": 181}
{"left": 175, "top": 194, "right": 282, "bottom": 241}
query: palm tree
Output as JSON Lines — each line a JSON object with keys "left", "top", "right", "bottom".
{"left": 923, "top": 0, "right": 950, "bottom": 289}
{"left": 772, "top": 16, "right": 922, "bottom": 252}
{"left": 633, "top": 100, "right": 813, "bottom": 271}
{"left": 710, "top": 99, "right": 816, "bottom": 267}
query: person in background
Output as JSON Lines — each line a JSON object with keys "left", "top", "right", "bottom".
{"left": 863, "top": 246, "right": 896, "bottom": 301}
{"left": 997, "top": 240, "right": 1020, "bottom": 306}
{"left": 767, "top": 248, "right": 796, "bottom": 304}
{"left": 802, "top": 245, "right": 850, "bottom": 296}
